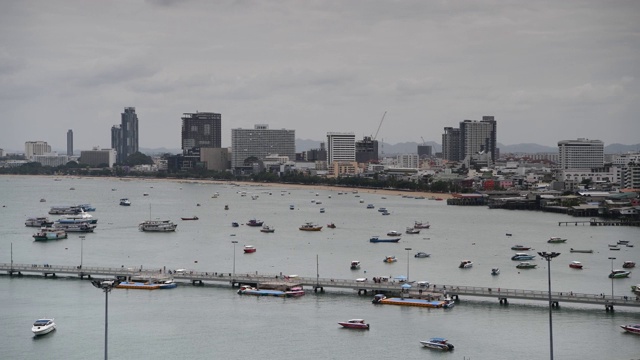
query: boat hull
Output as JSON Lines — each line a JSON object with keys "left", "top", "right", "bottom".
{"left": 370, "top": 238, "right": 400, "bottom": 243}
{"left": 338, "top": 322, "right": 369, "bottom": 329}
{"left": 620, "top": 324, "right": 640, "bottom": 335}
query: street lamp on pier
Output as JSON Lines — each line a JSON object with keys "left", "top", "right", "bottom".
{"left": 608, "top": 257, "right": 616, "bottom": 299}
{"left": 80, "top": 235, "right": 85, "bottom": 269}
{"left": 538, "top": 251, "right": 560, "bottom": 360}
{"left": 405, "top": 248, "right": 412, "bottom": 282}
{"left": 231, "top": 240, "right": 238, "bottom": 277}
{"left": 91, "top": 280, "right": 120, "bottom": 360}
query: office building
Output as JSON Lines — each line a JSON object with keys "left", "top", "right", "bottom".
{"left": 558, "top": 138, "right": 604, "bottom": 170}
{"left": 79, "top": 147, "right": 117, "bottom": 167}
{"left": 355, "top": 136, "right": 379, "bottom": 163}
{"left": 111, "top": 107, "right": 139, "bottom": 164}
{"left": 231, "top": 124, "right": 295, "bottom": 169}
{"left": 417, "top": 145, "right": 432, "bottom": 158}
{"left": 25, "top": 141, "right": 51, "bottom": 160}
{"left": 442, "top": 116, "right": 497, "bottom": 164}
{"left": 33, "top": 154, "right": 69, "bottom": 167}
{"left": 327, "top": 132, "right": 355, "bottom": 164}
{"left": 397, "top": 154, "right": 419, "bottom": 169}
{"left": 67, "top": 130, "right": 73, "bottom": 156}
{"left": 181, "top": 112, "right": 222, "bottom": 154}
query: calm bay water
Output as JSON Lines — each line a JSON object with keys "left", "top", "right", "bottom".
{"left": 1, "top": 175, "right": 639, "bottom": 360}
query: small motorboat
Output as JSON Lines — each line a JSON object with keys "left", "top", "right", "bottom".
{"left": 338, "top": 319, "right": 370, "bottom": 330}
{"left": 243, "top": 245, "right": 256, "bottom": 253}
{"left": 386, "top": 230, "right": 402, "bottom": 237}
{"left": 260, "top": 225, "right": 275, "bottom": 233}
{"left": 406, "top": 227, "right": 420, "bottom": 234}
{"left": 119, "top": 198, "right": 131, "bottom": 206}
{"left": 516, "top": 262, "right": 537, "bottom": 269}
{"left": 32, "top": 318, "right": 56, "bottom": 336}
{"left": 623, "top": 261, "right": 636, "bottom": 269}
{"left": 420, "top": 337, "right": 454, "bottom": 351}
{"left": 620, "top": 324, "right": 640, "bottom": 335}
{"left": 246, "top": 219, "right": 264, "bottom": 227}
{"left": 548, "top": 237, "right": 567, "bottom": 243}
{"left": 231, "top": 222, "right": 239, "bottom": 227}
{"left": 350, "top": 260, "right": 361, "bottom": 270}
{"left": 414, "top": 252, "right": 430, "bottom": 258}
{"left": 413, "top": 221, "right": 430, "bottom": 229}
{"left": 327, "top": 223, "right": 336, "bottom": 229}
{"left": 609, "top": 270, "right": 631, "bottom": 278}
{"left": 319, "top": 208, "right": 325, "bottom": 213}
{"left": 569, "top": 261, "right": 583, "bottom": 269}
{"left": 570, "top": 248, "right": 593, "bottom": 253}
{"left": 459, "top": 260, "right": 473, "bottom": 269}
{"left": 366, "top": 204, "right": 375, "bottom": 209}
{"left": 491, "top": 268, "right": 500, "bottom": 275}
{"left": 383, "top": 256, "right": 397, "bottom": 263}
{"left": 510, "top": 245, "right": 531, "bottom": 251}
{"left": 181, "top": 216, "right": 199, "bottom": 221}
{"left": 511, "top": 253, "right": 535, "bottom": 261}
{"left": 299, "top": 222, "right": 322, "bottom": 231}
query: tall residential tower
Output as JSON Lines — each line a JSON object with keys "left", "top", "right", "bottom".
{"left": 66, "top": 129, "right": 73, "bottom": 156}
{"left": 111, "top": 107, "right": 139, "bottom": 164}
{"left": 181, "top": 112, "right": 222, "bottom": 153}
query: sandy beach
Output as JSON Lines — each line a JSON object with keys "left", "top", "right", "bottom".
{"left": 3, "top": 174, "right": 454, "bottom": 200}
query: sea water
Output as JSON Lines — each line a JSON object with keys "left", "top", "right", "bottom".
{"left": 0, "top": 175, "right": 639, "bottom": 360}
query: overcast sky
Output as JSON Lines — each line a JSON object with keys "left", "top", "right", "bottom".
{"left": 1, "top": 0, "right": 639, "bottom": 152}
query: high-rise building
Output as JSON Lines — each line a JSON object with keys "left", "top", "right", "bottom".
{"left": 66, "top": 130, "right": 73, "bottom": 156}
{"left": 231, "top": 124, "right": 295, "bottom": 169}
{"left": 355, "top": 136, "right": 379, "bottom": 163}
{"left": 558, "top": 138, "right": 604, "bottom": 170}
{"left": 181, "top": 112, "right": 222, "bottom": 154}
{"left": 80, "top": 147, "right": 117, "bottom": 168}
{"left": 111, "top": 107, "right": 139, "bottom": 164}
{"left": 460, "top": 116, "right": 497, "bottom": 163}
{"left": 326, "top": 132, "right": 355, "bottom": 164}
{"left": 442, "top": 116, "right": 497, "bottom": 164}
{"left": 442, "top": 127, "right": 461, "bottom": 161}
{"left": 25, "top": 141, "right": 51, "bottom": 160}
{"left": 417, "top": 145, "right": 432, "bottom": 158}
{"left": 397, "top": 154, "right": 419, "bottom": 168}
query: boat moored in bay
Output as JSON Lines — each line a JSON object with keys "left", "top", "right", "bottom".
{"left": 420, "top": 337, "right": 454, "bottom": 351}
{"left": 32, "top": 318, "right": 56, "bottom": 336}
{"left": 338, "top": 319, "right": 369, "bottom": 330}
{"left": 139, "top": 220, "right": 177, "bottom": 232}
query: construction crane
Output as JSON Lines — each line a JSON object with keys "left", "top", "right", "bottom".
{"left": 373, "top": 111, "right": 387, "bottom": 141}
{"left": 421, "top": 136, "right": 426, "bottom": 146}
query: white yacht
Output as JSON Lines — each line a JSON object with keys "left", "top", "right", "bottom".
{"left": 32, "top": 318, "right": 56, "bottom": 336}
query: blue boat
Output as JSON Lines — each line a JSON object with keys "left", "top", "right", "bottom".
{"left": 370, "top": 236, "right": 400, "bottom": 243}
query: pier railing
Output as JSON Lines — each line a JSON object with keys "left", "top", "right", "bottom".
{"left": 2, "top": 263, "right": 639, "bottom": 309}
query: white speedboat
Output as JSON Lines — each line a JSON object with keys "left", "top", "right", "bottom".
{"left": 420, "top": 337, "right": 454, "bottom": 351}
{"left": 350, "top": 260, "right": 361, "bottom": 269}
{"left": 119, "top": 198, "right": 131, "bottom": 206}
{"left": 459, "top": 260, "right": 473, "bottom": 268}
{"left": 32, "top": 318, "right": 56, "bottom": 336}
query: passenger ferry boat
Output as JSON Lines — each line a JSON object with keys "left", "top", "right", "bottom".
{"left": 32, "top": 318, "right": 56, "bottom": 336}
{"left": 516, "top": 262, "right": 537, "bottom": 269}
{"left": 370, "top": 236, "right": 400, "bottom": 243}
{"left": 139, "top": 220, "right": 177, "bottom": 232}
{"left": 548, "top": 237, "right": 567, "bottom": 243}
{"left": 116, "top": 278, "right": 177, "bottom": 290}
{"left": 53, "top": 222, "right": 96, "bottom": 233}
{"left": 372, "top": 294, "right": 451, "bottom": 308}
{"left": 25, "top": 217, "right": 54, "bottom": 227}
{"left": 237, "top": 285, "right": 305, "bottom": 297}
{"left": 33, "top": 229, "right": 68, "bottom": 241}
{"left": 57, "top": 211, "right": 97, "bottom": 224}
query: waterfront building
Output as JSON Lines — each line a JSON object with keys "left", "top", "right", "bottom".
{"left": 111, "top": 107, "right": 139, "bottom": 164}
{"left": 66, "top": 129, "right": 73, "bottom": 156}
{"left": 0, "top": 148, "right": 4, "bottom": 157}
{"left": 24, "top": 141, "right": 51, "bottom": 160}
{"left": 558, "top": 138, "right": 604, "bottom": 170}
{"left": 328, "top": 161, "right": 359, "bottom": 178}
{"left": 231, "top": 124, "right": 295, "bottom": 170}
{"left": 355, "top": 136, "right": 379, "bottom": 163}
{"left": 397, "top": 154, "right": 418, "bottom": 169}
{"left": 32, "top": 153, "right": 69, "bottom": 167}
{"left": 327, "top": 132, "right": 355, "bottom": 164}
{"left": 613, "top": 153, "right": 640, "bottom": 189}
{"left": 303, "top": 143, "right": 327, "bottom": 162}
{"left": 200, "top": 148, "right": 230, "bottom": 171}
{"left": 79, "top": 147, "right": 116, "bottom": 168}
{"left": 181, "top": 112, "right": 222, "bottom": 154}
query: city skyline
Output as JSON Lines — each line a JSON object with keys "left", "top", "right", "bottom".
{"left": 1, "top": 1, "right": 639, "bottom": 151}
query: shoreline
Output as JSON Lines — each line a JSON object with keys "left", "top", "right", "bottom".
{"left": 1, "top": 174, "right": 454, "bottom": 199}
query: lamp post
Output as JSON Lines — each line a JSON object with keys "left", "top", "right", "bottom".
{"left": 405, "top": 247, "right": 412, "bottom": 282}
{"left": 80, "top": 235, "right": 85, "bottom": 269}
{"left": 538, "top": 251, "right": 560, "bottom": 360}
{"left": 231, "top": 240, "right": 238, "bottom": 277}
{"left": 608, "top": 257, "right": 616, "bottom": 299}
{"left": 91, "top": 280, "right": 120, "bottom": 360}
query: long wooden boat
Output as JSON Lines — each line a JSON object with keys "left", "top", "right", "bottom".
{"left": 370, "top": 236, "right": 400, "bottom": 243}
{"left": 570, "top": 248, "right": 593, "bottom": 253}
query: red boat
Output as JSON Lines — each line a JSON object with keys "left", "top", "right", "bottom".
{"left": 620, "top": 324, "right": 640, "bottom": 335}
{"left": 338, "top": 319, "right": 370, "bottom": 329}
{"left": 243, "top": 245, "right": 256, "bottom": 253}
{"left": 569, "top": 261, "right": 583, "bottom": 269}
